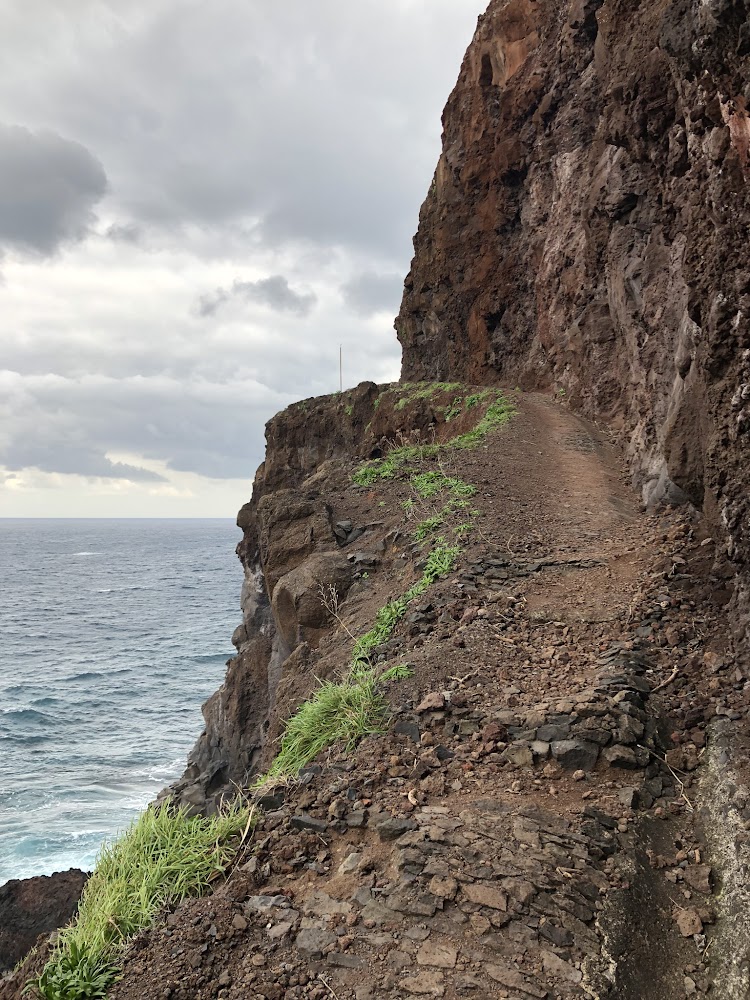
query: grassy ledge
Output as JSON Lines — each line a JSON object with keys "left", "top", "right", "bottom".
{"left": 26, "top": 803, "right": 249, "bottom": 1000}
{"left": 354, "top": 389, "right": 515, "bottom": 487}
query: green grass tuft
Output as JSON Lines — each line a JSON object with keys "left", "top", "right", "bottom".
{"left": 450, "top": 394, "right": 516, "bottom": 449}
{"left": 380, "top": 664, "right": 414, "bottom": 683}
{"left": 414, "top": 515, "right": 444, "bottom": 541}
{"left": 353, "top": 444, "right": 440, "bottom": 487}
{"left": 263, "top": 676, "right": 388, "bottom": 782}
{"left": 26, "top": 804, "right": 248, "bottom": 1000}
{"left": 410, "top": 471, "right": 476, "bottom": 499}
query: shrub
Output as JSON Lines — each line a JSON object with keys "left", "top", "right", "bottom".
{"left": 26, "top": 804, "right": 248, "bottom": 1000}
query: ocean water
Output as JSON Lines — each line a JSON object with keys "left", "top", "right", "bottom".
{"left": 0, "top": 519, "right": 241, "bottom": 886}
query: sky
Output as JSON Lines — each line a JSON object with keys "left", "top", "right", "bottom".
{"left": 0, "top": 0, "right": 486, "bottom": 517}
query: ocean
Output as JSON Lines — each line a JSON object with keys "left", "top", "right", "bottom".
{"left": 0, "top": 519, "right": 241, "bottom": 886}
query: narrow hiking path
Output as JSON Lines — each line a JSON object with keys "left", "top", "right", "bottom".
{"left": 7, "top": 391, "right": 743, "bottom": 1000}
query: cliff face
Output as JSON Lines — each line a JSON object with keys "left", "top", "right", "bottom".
{"left": 171, "top": 382, "right": 484, "bottom": 811}
{"left": 0, "top": 870, "right": 87, "bottom": 973}
{"left": 397, "top": 0, "right": 750, "bottom": 643}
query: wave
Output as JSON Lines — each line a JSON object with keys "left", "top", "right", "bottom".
{"left": 72, "top": 551, "right": 101, "bottom": 557}
{"left": 0, "top": 707, "right": 58, "bottom": 724}
{"left": 95, "top": 585, "right": 151, "bottom": 593}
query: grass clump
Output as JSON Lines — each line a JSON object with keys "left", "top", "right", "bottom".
{"left": 380, "top": 663, "right": 413, "bottom": 683}
{"left": 464, "top": 389, "right": 492, "bottom": 409}
{"left": 353, "top": 444, "right": 439, "bottom": 487}
{"left": 414, "top": 515, "right": 444, "bottom": 541}
{"left": 263, "top": 675, "right": 388, "bottom": 782}
{"left": 410, "top": 471, "right": 476, "bottom": 499}
{"left": 27, "top": 804, "right": 248, "bottom": 1000}
{"left": 353, "top": 597, "right": 408, "bottom": 667}
{"left": 451, "top": 394, "right": 516, "bottom": 449}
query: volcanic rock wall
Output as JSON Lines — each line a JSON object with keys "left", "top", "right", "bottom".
{"left": 397, "top": 0, "right": 750, "bottom": 645}
{"left": 171, "top": 383, "right": 481, "bottom": 810}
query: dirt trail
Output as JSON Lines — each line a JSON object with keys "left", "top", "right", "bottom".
{"left": 5, "top": 393, "right": 745, "bottom": 1000}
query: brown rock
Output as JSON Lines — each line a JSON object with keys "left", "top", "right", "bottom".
{"left": 416, "top": 693, "right": 446, "bottom": 713}
{"left": 0, "top": 869, "right": 88, "bottom": 973}
{"left": 682, "top": 865, "right": 712, "bottom": 894}
{"left": 461, "top": 884, "right": 508, "bottom": 911}
{"left": 416, "top": 941, "right": 458, "bottom": 968}
{"left": 400, "top": 970, "right": 445, "bottom": 996}
{"left": 428, "top": 876, "right": 458, "bottom": 900}
{"left": 486, "top": 963, "right": 547, "bottom": 997}
{"left": 674, "top": 908, "right": 703, "bottom": 937}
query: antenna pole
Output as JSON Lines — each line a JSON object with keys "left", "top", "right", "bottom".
{"left": 339, "top": 345, "right": 343, "bottom": 393}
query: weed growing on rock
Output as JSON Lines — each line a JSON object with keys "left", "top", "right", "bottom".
{"left": 353, "top": 443, "right": 440, "bottom": 487}
{"left": 464, "top": 389, "right": 492, "bottom": 409}
{"left": 26, "top": 803, "right": 249, "bottom": 1000}
{"left": 352, "top": 597, "right": 409, "bottom": 666}
{"left": 414, "top": 514, "right": 444, "bottom": 541}
{"left": 410, "top": 471, "right": 476, "bottom": 499}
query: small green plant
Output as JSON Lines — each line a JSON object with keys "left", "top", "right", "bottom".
{"left": 445, "top": 396, "right": 464, "bottom": 421}
{"left": 454, "top": 522, "right": 473, "bottom": 538}
{"left": 414, "top": 515, "right": 444, "bottom": 541}
{"left": 410, "top": 471, "right": 476, "bottom": 499}
{"left": 464, "top": 389, "right": 491, "bottom": 409}
{"left": 402, "top": 498, "right": 416, "bottom": 513}
{"left": 353, "top": 597, "right": 409, "bottom": 666}
{"left": 344, "top": 404, "right": 353, "bottom": 416}
{"left": 26, "top": 804, "right": 249, "bottom": 1000}
{"left": 380, "top": 664, "right": 413, "bottom": 683}
{"left": 262, "top": 675, "right": 388, "bottom": 782}
{"left": 353, "top": 444, "right": 440, "bottom": 487}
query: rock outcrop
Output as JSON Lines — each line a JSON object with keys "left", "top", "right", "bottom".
{"left": 0, "top": 870, "right": 87, "bottom": 973}
{"left": 169, "top": 383, "right": 494, "bottom": 812}
{"left": 397, "top": 0, "right": 750, "bottom": 646}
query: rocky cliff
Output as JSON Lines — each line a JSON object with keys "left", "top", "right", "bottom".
{"left": 0, "top": 870, "right": 87, "bottom": 973}
{"left": 397, "top": 0, "right": 750, "bottom": 646}
{"left": 170, "top": 382, "right": 494, "bottom": 812}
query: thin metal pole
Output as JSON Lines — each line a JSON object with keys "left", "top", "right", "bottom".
{"left": 339, "top": 345, "right": 343, "bottom": 392}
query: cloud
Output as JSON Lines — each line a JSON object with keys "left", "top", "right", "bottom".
{"left": 0, "top": 0, "right": 487, "bottom": 513}
{"left": 0, "top": 124, "right": 107, "bottom": 256}
{"left": 0, "top": 1, "right": 483, "bottom": 259}
{"left": 197, "top": 275, "right": 316, "bottom": 318}
{"left": 105, "top": 222, "right": 141, "bottom": 244}
{"left": 341, "top": 271, "right": 404, "bottom": 317}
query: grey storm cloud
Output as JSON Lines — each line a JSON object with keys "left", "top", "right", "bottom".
{"left": 0, "top": 0, "right": 486, "bottom": 504}
{"left": 0, "top": 372, "right": 290, "bottom": 481}
{"left": 341, "top": 272, "right": 404, "bottom": 318}
{"left": 0, "top": 124, "right": 107, "bottom": 256}
{"left": 0, "top": 1, "right": 483, "bottom": 258}
{"left": 106, "top": 222, "right": 141, "bottom": 244}
{"left": 197, "top": 276, "right": 316, "bottom": 318}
